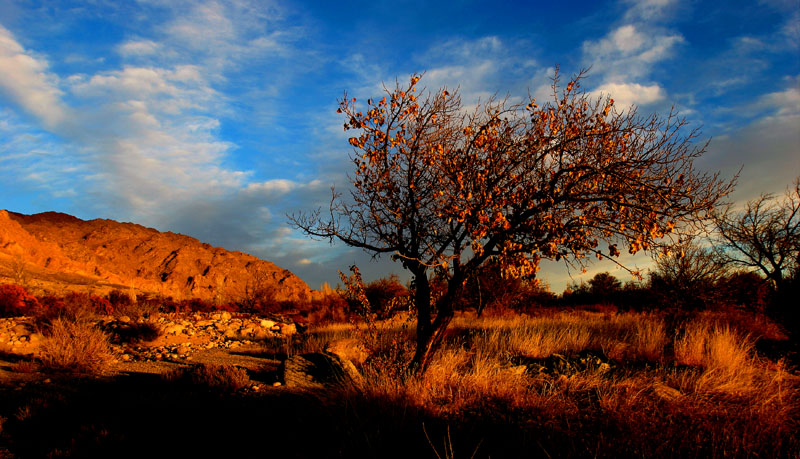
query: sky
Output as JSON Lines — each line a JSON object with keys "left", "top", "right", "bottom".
{"left": 0, "top": 0, "right": 798, "bottom": 293}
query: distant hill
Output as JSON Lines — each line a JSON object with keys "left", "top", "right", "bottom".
{"left": 0, "top": 210, "right": 314, "bottom": 303}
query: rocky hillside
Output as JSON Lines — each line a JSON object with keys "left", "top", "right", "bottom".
{"left": 0, "top": 210, "right": 314, "bottom": 303}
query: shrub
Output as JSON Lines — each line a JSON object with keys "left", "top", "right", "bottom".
{"left": 717, "top": 271, "right": 772, "bottom": 313}
{"left": 0, "top": 284, "right": 40, "bottom": 317}
{"left": 304, "top": 295, "right": 349, "bottom": 323}
{"left": 164, "top": 364, "right": 251, "bottom": 392}
{"left": 35, "top": 292, "right": 111, "bottom": 325}
{"left": 364, "top": 276, "right": 409, "bottom": 319}
{"left": 38, "top": 318, "right": 115, "bottom": 375}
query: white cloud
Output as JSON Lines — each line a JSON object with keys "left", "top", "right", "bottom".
{"left": 588, "top": 81, "right": 665, "bottom": 108}
{"left": 0, "top": 25, "right": 68, "bottom": 129}
{"left": 622, "top": 0, "right": 678, "bottom": 21}
{"left": 757, "top": 80, "right": 800, "bottom": 116}
{"left": 118, "top": 39, "right": 161, "bottom": 56}
{"left": 582, "top": 24, "right": 684, "bottom": 81}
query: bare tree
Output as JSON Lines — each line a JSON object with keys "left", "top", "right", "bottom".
{"left": 713, "top": 179, "right": 800, "bottom": 290}
{"left": 292, "top": 71, "right": 733, "bottom": 375}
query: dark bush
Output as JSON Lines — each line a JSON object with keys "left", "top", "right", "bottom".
{"left": 717, "top": 271, "right": 772, "bottom": 313}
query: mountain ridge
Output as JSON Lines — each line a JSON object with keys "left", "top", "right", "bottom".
{"left": 0, "top": 209, "right": 314, "bottom": 303}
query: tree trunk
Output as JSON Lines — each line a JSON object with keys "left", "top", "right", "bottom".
{"left": 409, "top": 275, "right": 461, "bottom": 376}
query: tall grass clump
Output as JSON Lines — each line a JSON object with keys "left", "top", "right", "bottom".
{"left": 38, "top": 317, "right": 115, "bottom": 375}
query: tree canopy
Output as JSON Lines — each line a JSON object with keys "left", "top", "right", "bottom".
{"left": 293, "top": 71, "right": 733, "bottom": 373}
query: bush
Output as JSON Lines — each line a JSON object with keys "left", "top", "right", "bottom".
{"left": 363, "top": 276, "right": 409, "bottom": 319}
{"left": 717, "top": 271, "right": 771, "bottom": 313}
{"left": 164, "top": 364, "right": 251, "bottom": 392}
{"left": 303, "top": 295, "right": 349, "bottom": 323}
{"left": 36, "top": 292, "right": 112, "bottom": 325}
{"left": 0, "top": 284, "right": 40, "bottom": 317}
{"left": 38, "top": 318, "right": 115, "bottom": 375}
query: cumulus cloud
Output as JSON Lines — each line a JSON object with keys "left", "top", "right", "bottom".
{"left": 588, "top": 82, "right": 665, "bottom": 108}
{"left": 0, "top": 25, "right": 69, "bottom": 129}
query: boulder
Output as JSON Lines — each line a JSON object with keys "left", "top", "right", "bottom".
{"left": 282, "top": 352, "right": 362, "bottom": 389}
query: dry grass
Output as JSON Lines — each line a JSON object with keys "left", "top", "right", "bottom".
{"left": 163, "top": 363, "right": 251, "bottom": 392}
{"left": 320, "top": 310, "right": 799, "bottom": 456}
{"left": 38, "top": 318, "right": 115, "bottom": 375}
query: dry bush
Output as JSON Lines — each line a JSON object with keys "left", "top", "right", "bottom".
{"left": 164, "top": 364, "right": 251, "bottom": 392}
{"left": 38, "top": 318, "right": 115, "bottom": 375}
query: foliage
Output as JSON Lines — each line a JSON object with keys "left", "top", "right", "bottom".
{"left": 364, "top": 275, "right": 410, "bottom": 319}
{"left": 0, "top": 284, "right": 40, "bottom": 317}
{"left": 588, "top": 272, "right": 622, "bottom": 301}
{"left": 293, "top": 70, "right": 733, "bottom": 374}
{"left": 111, "top": 320, "right": 162, "bottom": 344}
{"left": 458, "top": 260, "right": 556, "bottom": 315}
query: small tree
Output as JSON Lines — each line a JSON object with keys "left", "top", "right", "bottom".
{"left": 293, "top": 71, "right": 733, "bottom": 374}
{"left": 588, "top": 272, "right": 622, "bottom": 304}
{"left": 713, "top": 180, "right": 799, "bottom": 291}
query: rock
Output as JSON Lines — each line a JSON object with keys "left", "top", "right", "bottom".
{"left": 220, "top": 311, "right": 232, "bottom": 321}
{"left": 260, "top": 319, "right": 276, "bottom": 329}
{"left": 652, "top": 382, "right": 684, "bottom": 402}
{"left": 282, "top": 352, "right": 363, "bottom": 389}
{"left": 12, "top": 324, "right": 31, "bottom": 335}
{"left": 279, "top": 323, "right": 297, "bottom": 336}
{"left": 163, "top": 324, "right": 185, "bottom": 335}
{"left": 326, "top": 338, "right": 368, "bottom": 365}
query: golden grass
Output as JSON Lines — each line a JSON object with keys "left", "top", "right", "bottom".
{"left": 322, "top": 309, "right": 798, "bottom": 456}
{"left": 38, "top": 318, "right": 115, "bottom": 375}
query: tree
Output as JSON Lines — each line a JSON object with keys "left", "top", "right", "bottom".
{"left": 292, "top": 71, "right": 733, "bottom": 374}
{"left": 712, "top": 180, "right": 800, "bottom": 291}
{"left": 588, "top": 272, "right": 622, "bottom": 303}
{"left": 648, "top": 241, "right": 728, "bottom": 309}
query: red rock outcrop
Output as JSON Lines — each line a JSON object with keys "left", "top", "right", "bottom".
{"left": 0, "top": 210, "right": 314, "bottom": 302}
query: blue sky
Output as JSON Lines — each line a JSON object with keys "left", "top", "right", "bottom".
{"left": 1, "top": 0, "right": 798, "bottom": 292}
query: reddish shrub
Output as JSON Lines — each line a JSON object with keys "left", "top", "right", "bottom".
{"left": 364, "top": 276, "right": 409, "bottom": 318}
{"left": 305, "top": 295, "right": 349, "bottom": 323}
{"left": 35, "top": 292, "right": 112, "bottom": 323}
{"left": 0, "top": 284, "right": 40, "bottom": 317}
